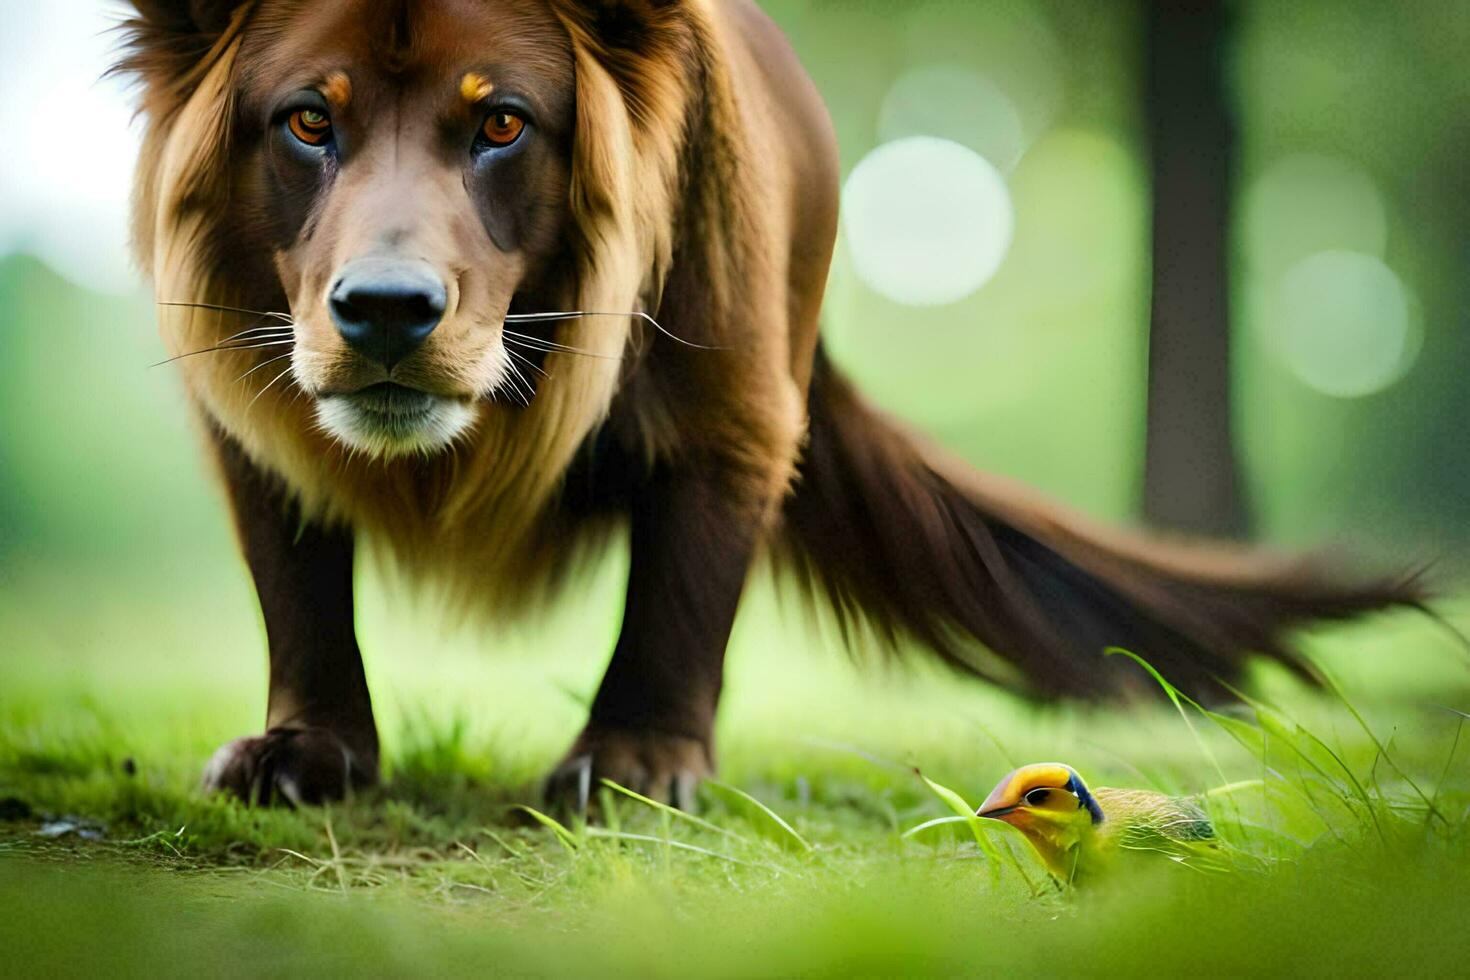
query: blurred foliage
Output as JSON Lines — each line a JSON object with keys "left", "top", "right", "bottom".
{"left": 3, "top": 0, "right": 1470, "bottom": 972}
{"left": 4, "top": 844, "right": 1468, "bottom": 976}
{"left": 3, "top": 0, "right": 1468, "bottom": 589}
{"left": 1232, "top": 0, "right": 1470, "bottom": 549}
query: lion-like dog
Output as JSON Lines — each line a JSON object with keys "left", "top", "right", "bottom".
{"left": 119, "top": 0, "right": 1417, "bottom": 807}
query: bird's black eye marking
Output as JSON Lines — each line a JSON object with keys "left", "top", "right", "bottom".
{"left": 1024, "top": 788, "right": 1052, "bottom": 806}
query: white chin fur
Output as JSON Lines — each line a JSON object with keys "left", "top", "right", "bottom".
{"left": 314, "top": 395, "right": 477, "bottom": 459}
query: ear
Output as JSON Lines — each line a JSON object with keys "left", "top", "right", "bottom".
{"left": 128, "top": 0, "right": 241, "bottom": 34}
{"left": 120, "top": 1, "right": 251, "bottom": 279}
{"left": 570, "top": 0, "right": 686, "bottom": 50}
{"left": 115, "top": 0, "right": 249, "bottom": 102}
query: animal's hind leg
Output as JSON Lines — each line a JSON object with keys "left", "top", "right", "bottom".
{"left": 545, "top": 463, "right": 770, "bottom": 811}
{"left": 200, "top": 423, "right": 378, "bottom": 806}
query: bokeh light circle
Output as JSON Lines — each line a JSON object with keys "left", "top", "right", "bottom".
{"left": 1264, "top": 250, "right": 1420, "bottom": 398}
{"left": 901, "top": 3, "right": 1063, "bottom": 145}
{"left": 878, "top": 65, "right": 1027, "bottom": 172}
{"left": 841, "top": 136, "right": 1015, "bottom": 307}
{"left": 1243, "top": 154, "right": 1388, "bottom": 272}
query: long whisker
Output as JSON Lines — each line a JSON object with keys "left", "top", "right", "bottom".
{"left": 504, "top": 310, "right": 724, "bottom": 351}
{"left": 508, "top": 355, "right": 535, "bottom": 404}
{"left": 150, "top": 337, "right": 294, "bottom": 368}
{"left": 502, "top": 331, "right": 621, "bottom": 361}
{"left": 246, "top": 364, "right": 296, "bottom": 412}
{"left": 502, "top": 334, "right": 579, "bottom": 355}
{"left": 502, "top": 327, "right": 576, "bottom": 346}
{"left": 233, "top": 351, "right": 295, "bottom": 385}
{"left": 504, "top": 339, "right": 619, "bottom": 362}
{"left": 158, "top": 300, "right": 293, "bottom": 322}
{"left": 497, "top": 357, "right": 532, "bottom": 407}
{"left": 218, "top": 324, "right": 295, "bottom": 345}
{"left": 505, "top": 347, "right": 548, "bottom": 379}
{"left": 500, "top": 326, "right": 599, "bottom": 353}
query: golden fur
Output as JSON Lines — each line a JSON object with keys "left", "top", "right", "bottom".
{"left": 136, "top": 0, "right": 797, "bottom": 612}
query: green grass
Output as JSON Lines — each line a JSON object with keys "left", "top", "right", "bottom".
{"left": 3, "top": 564, "right": 1469, "bottom": 975}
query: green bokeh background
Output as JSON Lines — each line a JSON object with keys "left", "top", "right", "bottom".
{"left": 7, "top": 0, "right": 1467, "bottom": 590}
{"left": 4, "top": 0, "right": 1469, "bottom": 752}
{"left": 2, "top": 0, "right": 1467, "bottom": 754}
{"left": 2, "top": 2, "right": 1469, "bottom": 972}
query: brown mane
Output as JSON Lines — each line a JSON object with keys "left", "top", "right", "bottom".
{"left": 125, "top": 0, "right": 771, "bottom": 614}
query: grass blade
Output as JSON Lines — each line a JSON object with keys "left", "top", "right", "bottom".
{"left": 599, "top": 779, "right": 749, "bottom": 843}
{"left": 918, "top": 774, "right": 1045, "bottom": 894}
{"left": 918, "top": 774, "right": 1002, "bottom": 863}
{"left": 1203, "top": 779, "right": 1265, "bottom": 799}
{"left": 1319, "top": 667, "right": 1445, "bottom": 825}
{"left": 1105, "top": 647, "right": 1233, "bottom": 786}
{"left": 512, "top": 805, "right": 580, "bottom": 853}
{"left": 704, "top": 780, "right": 812, "bottom": 853}
{"left": 900, "top": 815, "right": 971, "bottom": 840}
{"left": 583, "top": 828, "right": 766, "bottom": 869}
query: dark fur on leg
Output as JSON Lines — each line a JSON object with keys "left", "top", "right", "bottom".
{"left": 203, "top": 424, "right": 379, "bottom": 804}
{"left": 548, "top": 462, "right": 764, "bottom": 807}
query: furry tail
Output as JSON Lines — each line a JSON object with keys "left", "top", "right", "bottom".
{"left": 780, "top": 349, "right": 1425, "bottom": 701}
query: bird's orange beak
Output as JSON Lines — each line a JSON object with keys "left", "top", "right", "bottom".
{"left": 976, "top": 781, "right": 1024, "bottom": 824}
{"left": 976, "top": 763, "right": 1078, "bottom": 825}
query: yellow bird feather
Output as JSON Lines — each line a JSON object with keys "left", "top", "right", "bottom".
{"left": 977, "top": 763, "right": 1230, "bottom": 884}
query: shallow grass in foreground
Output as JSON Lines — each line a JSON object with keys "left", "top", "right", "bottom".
{"left": 2, "top": 577, "right": 1469, "bottom": 975}
{"left": 6, "top": 837, "right": 1469, "bottom": 977}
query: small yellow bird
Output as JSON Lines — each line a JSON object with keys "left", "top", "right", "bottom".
{"left": 977, "top": 762, "right": 1227, "bottom": 884}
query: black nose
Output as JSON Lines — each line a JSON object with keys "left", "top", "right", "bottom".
{"left": 328, "top": 259, "right": 447, "bottom": 370}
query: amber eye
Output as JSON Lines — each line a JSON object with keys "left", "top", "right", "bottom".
{"left": 480, "top": 111, "right": 525, "bottom": 147}
{"left": 287, "top": 108, "right": 333, "bottom": 146}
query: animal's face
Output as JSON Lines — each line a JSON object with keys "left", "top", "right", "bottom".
{"left": 229, "top": 0, "right": 577, "bottom": 455}
{"left": 978, "top": 762, "right": 1102, "bottom": 837}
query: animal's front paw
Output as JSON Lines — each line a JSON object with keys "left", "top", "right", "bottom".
{"left": 201, "top": 727, "right": 377, "bottom": 806}
{"left": 544, "top": 724, "right": 714, "bottom": 813}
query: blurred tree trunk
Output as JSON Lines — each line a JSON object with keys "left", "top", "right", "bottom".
{"left": 1141, "top": 0, "right": 1249, "bottom": 538}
